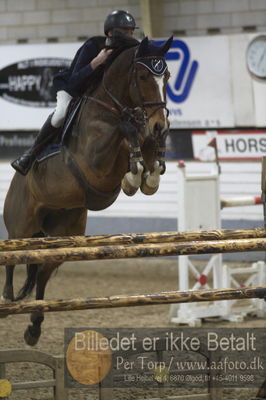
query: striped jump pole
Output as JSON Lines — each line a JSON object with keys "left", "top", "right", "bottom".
{"left": 221, "top": 196, "right": 262, "bottom": 208}
{"left": 0, "top": 286, "right": 265, "bottom": 316}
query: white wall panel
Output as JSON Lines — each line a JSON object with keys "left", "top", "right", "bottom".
{"left": 0, "top": 161, "right": 263, "bottom": 221}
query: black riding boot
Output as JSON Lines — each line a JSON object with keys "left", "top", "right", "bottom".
{"left": 11, "top": 114, "right": 61, "bottom": 175}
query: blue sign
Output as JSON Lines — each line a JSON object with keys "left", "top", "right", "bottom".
{"left": 155, "top": 39, "right": 199, "bottom": 103}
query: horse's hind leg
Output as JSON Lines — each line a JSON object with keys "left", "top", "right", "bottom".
{"left": 2, "top": 266, "right": 15, "bottom": 301}
{"left": 0, "top": 266, "right": 15, "bottom": 318}
{"left": 24, "top": 208, "right": 87, "bottom": 346}
{"left": 24, "top": 262, "right": 59, "bottom": 346}
{"left": 3, "top": 172, "right": 42, "bottom": 305}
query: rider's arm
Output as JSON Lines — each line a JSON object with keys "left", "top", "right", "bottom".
{"left": 67, "top": 40, "right": 98, "bottom": 91}
{"left": 65, "top": 39, "right": 112, "bottom": 97}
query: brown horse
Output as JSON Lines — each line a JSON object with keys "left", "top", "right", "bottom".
{"left": 1, "top": 36, "right": 172, "bottom": 345}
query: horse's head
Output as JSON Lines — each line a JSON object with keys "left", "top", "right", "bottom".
{"left": 129, "top": 36, "right": 173, "bottom": 139}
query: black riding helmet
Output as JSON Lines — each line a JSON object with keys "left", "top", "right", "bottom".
{"left": 104, "top": 10, "right": 138, "bottom": 35}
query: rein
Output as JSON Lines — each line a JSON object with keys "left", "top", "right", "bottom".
{"left": 85, "top": 83, "right": 148, "bottom": 128}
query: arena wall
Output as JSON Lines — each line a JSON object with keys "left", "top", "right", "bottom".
{"left": 0, "top": 0, "right": 266, "bottom": 45}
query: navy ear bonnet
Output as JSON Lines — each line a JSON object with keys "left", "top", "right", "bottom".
{"left": 135, "top": 57, "right": 167, "bottom": 76}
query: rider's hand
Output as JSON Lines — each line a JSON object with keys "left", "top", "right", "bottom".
{"left": 90, "top": 49, "right": 113, "bottom": 70}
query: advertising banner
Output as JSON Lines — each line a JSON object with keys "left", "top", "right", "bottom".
{"left": 157, "top": 36, "right": 235, "bottom": 129}
{"left": 166, "top": 130, "right": 266, "bottom": 161}
{"left": 0, "top": 43, "right": 79, "bottom": 130}
{"left": 191, "top": 130, "right": 266, "bottom": 161}
{"left": 0, "top": 35, "right": 266, "bottom": 131}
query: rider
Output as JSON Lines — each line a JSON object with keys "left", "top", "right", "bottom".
{"left": 12, "top": 9, "right": 138, "bottom": 175}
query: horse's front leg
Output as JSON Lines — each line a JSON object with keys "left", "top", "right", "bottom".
{"left": 141, "top": 129, "right": 168, "bottom": 195}
{"left": 120, "top": 121, "right": 145, "bottom": 196}
{"left": 121, "top": 151, "right": 144, "bottom": 196}
{"left": 1, "top": 265, "right": 15, "bottom": 303}
{"left": 24, "top": 263, "right": 57, "bottom": 346}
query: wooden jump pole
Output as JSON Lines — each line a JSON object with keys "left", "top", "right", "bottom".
{"left": 0, "top": 286, "right": 265, "bottom": 316}
{"left": 1, "top": 237, "right": 266, "bottom": 266}
{"left": 0, "top": 228, "right": 265, "bottom": 252}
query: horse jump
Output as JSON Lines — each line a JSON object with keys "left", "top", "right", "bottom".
{"left": 1, "top": 229, "right": 266, "bottom": 400}
{"left": 1, "top": 227, "right": 266, "bottom": 317}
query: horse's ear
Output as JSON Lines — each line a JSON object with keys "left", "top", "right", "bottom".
{"left": 136, "top": 36, "right": 149, "bottom": 57}
{"left": 159, "top": 35, "right": 173, "bottom": 55}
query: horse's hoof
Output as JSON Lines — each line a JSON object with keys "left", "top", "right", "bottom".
{"left": 140, "top": 180, "right": 159, "bottom": 195}
{"left": 140, "top": 162, "right": 162, "bottom": 195}
{"left": 121, "top": 162, "right": 144, "bottom": 196}
{"left": 24, "top": 325, "right": 41, "bottom": 346}
{"left": 121, "top": 177, "right": 139, "bottom": 196}
{"left": 1, "top": 292, "right": 14, "bottom": 302}
{"left": 121, "top": 183, "right": 138, "bottom": 196}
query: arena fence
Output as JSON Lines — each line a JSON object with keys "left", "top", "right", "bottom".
{"left": 0, "top": 349, "right": 66, "bottom": 400}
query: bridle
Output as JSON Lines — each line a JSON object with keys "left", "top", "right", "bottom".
{"left": 132, "top": 55, "right": 169, "bottom": 123}
{"left": 85, "top": 53, "right": 169, "bottom": 129}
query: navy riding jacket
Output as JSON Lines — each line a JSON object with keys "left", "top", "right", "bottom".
{"left": 53, "top": 36, "right": 106, "bottom": 98}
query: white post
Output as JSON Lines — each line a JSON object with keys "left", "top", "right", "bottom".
{"left": 170, "top": 162, "right": 224, "bottom": 325}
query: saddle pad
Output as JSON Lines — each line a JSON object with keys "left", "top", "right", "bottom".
{"left": 36, "top": 143, "right": 61, "bottom": 163}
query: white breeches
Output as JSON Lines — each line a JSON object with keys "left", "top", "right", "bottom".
{"left": 51, "top": 90, "right": 73, "bottom": 128}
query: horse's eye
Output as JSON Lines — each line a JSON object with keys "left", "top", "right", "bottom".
{"left": 139, "top": 75, "right": 147, "bottom": 81}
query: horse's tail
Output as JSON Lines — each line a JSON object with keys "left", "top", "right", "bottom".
{"left": 15, "top": 264, "right": 38, "bottom": 301}
{"left": 14, "top": 231, "right": 45, "bottom": 301}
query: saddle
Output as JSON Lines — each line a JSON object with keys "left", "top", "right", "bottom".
{"left": 36, "top": 97, "right": 83, "bottom": 163}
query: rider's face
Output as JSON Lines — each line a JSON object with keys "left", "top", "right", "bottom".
{"left": 118, "top": 28, "right": 134, "bottom": 36}
{"left": 108, "top": 28, "right": 134, "bottom": 37}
